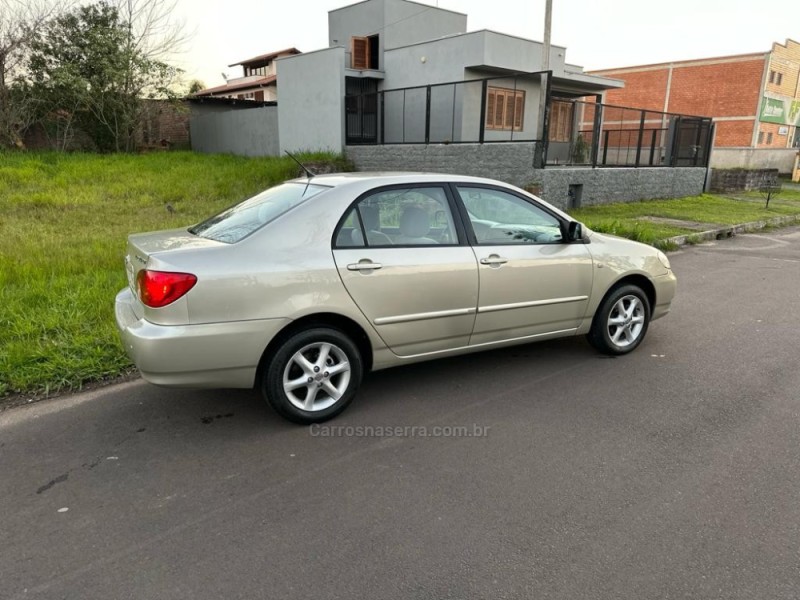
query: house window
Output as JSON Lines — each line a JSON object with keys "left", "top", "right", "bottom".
{"left": 351, "top": 35, "right": 379, "bottom": 70}
{"left": 758, "top": 131, "right": 764, "bottom": 144}
{"left": 767, "top": 132, "right": 773, "bottom": 144}
{"left": 549, "top": 99, "right": 574, "bottom": 142}
{"left": 768, "top": 70, "right": 783, "bottom": 86}
{"left": 486, "top": 87, "right": 525, "bottom": 131}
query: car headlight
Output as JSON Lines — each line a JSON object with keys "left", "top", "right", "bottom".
{"left": 656, "top": 251, "right": 671, "bottom": 270}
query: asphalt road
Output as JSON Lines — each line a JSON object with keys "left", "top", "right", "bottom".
{"left": 3, "top": 227, "right": 800, "bottom": 600}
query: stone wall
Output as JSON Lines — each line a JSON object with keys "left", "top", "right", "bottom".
{"left": 709, "top": 168, "right": 779, "bottom": 193}
{"left": 528, "top": 167, "right": 708, "bottom": 210}
{"left": 346, "top": 143, "right": 538, "bottom": 187}
{"left": 346, "top": 143, "right": 707, "bottom": 209}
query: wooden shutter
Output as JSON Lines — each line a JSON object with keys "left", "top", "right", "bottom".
{"left": 486, "top": 86, "right": 525, "bottom": 131}
{"left": 513, "top": 94, "right": 524, "bottom": 130}
{"left": 494, "top": 91, "right": 504, "bottom": 128}
{"left": 351, "top": 37, "right": 369, "bottom": 70}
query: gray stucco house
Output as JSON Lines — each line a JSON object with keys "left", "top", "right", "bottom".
{"left": 276, "top": 0, "right": 623, "bottom": 155}
{"left": 191, "top": 0, "right": 714, "bottom": 206}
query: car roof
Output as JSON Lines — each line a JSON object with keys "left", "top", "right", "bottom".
{"left": 286, "top": 171, "right": 513, "bottom": 189}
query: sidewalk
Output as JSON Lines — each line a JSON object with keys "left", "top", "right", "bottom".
{"left": 660, "top": 213, "right": 800, "bottom": 248}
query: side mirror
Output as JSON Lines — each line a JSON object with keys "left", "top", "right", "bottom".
{"left": 566, "top": 221, "right": 583, "bottom": 242}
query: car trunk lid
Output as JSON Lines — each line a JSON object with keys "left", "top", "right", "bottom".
{"left": 125, "top": 228, "right": 224, "bottom": 292}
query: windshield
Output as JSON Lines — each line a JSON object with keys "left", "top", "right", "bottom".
{"left": 190, "top": 182, "right": 329, "bottom": 243}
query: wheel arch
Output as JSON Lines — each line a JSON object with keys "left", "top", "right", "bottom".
{"left": 598, "top": 273, "right": 656, "bottom": 318}
{"left": 255, "top": 312, "right": 374, "bottom": 388}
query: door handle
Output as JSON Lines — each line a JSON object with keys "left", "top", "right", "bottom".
{"left": 347, "top": 261, "right": 382, "bottom": 271}
{"left": 480, "top": 255, "right": 508, "bottom": 266}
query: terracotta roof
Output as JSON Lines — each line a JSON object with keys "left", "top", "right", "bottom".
{"left": 228, "top": 47, "right": 301, "bottom": 67}
{"left": 193, "top": 75, "right": 277, "bottom": 96}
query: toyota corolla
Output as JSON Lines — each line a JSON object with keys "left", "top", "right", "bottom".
{"left": 115, "top": 173, "right": 676, "bottom": 423}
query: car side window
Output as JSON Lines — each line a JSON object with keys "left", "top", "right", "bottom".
{"left": 342, "top": 187, "right": 458, "bottom": 248}
{"left": 456, "top": 186, "right": 563, "bottom": 244}
{"left": 335, "top": 207, "right": 365, "bottom": 248}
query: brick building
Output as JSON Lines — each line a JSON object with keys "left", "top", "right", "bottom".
{"left": 591, "top": 39, "right": 800, "bottom": 172}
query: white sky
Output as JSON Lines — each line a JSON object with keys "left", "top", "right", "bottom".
{"left": 170, "top": 0, "right": 800, "bottom": 89}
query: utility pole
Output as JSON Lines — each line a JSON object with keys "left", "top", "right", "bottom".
{"left": 542, "top": 0, "right": 552, "bottom": 71}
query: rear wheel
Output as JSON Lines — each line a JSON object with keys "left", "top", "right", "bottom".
{"left": 262, "top": 327, "right": 363, "bottom": 424}
{"left": 587, "top": 284, "right": 651, "bottom": 355}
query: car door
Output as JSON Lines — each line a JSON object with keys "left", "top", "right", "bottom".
{"left": 453, "top": 184, "right": 594, "bottom": 346}
{"left": 332, "top": 184, "right": 479, "bottom": 357}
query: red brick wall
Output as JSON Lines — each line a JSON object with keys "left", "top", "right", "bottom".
{"left": 603, "top": 69, "right": 669, "bottom": 113}
{"left": 755, "top": 122, "right": 791, "bottom": 148}
{"left": 714, "top": 120, "right": 755, "bottom": 146}
{"left": 667, "top": 59, "right": 763, "bottom": 117}
{"left": 594, "top": 56, "right": 766, "bottom": 148}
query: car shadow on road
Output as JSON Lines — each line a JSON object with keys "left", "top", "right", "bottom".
{"left": 56, "top": 336, "right": 596, "bottom": 439}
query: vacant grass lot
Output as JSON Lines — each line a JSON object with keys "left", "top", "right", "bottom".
{"left": 571, "top": 193, "right": 800, "bottom": 248}
{"left": 0, "top": 151, "right": 349, "bottom": 397}
{"left": 2, "top": 153, "right": 799, "bottom": 399}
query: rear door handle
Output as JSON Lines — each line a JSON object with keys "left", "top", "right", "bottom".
{"left": 480, "top": 255, "right": 508, "bottom": 266}
{"left": 347, "top": 261, "right": 382, "bottom": 271}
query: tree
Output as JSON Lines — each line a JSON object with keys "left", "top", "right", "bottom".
{"left": 187, "top": 79, "right": 205, "bottom": 95}
{"left": 0, "top": 0, "right": 69, "bottom": 148}
{"left": 27, "top": 0, "right": 185, "bottom": 151}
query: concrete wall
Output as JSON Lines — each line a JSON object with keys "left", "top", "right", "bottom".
{"left": 710, "top": 148, "right": 799, "bottom": 173}
{"left": 277, "top": 47, "right": 346, "bottom": 153}
{"left": 382, "top": 30, "right": 566, "bottom": 90}
{"left": 346, "top": 143, "right": 707, "bottom": 208}
{"left": 328, "top": 0, "right": 466, "bottom": 69}
{"left": 190, "top": 104, "right": 279, "bottom": 156}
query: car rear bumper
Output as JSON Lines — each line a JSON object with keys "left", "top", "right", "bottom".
{"left": 115, "top": 288, "right": 290, "bottom": 389}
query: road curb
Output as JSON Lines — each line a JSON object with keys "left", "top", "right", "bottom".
{"left": 662, "top": 214, "right": 800, "bottom": 248}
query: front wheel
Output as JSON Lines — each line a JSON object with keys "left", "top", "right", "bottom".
{"left": 587, "top": 284, "right": 651, "bottom": 355}
{"left": 262, "top": 327, "right": 363, "bottom": 424}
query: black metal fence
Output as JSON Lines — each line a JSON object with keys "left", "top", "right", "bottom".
{"left": 345, "top": 73, "right": 713, "bottom": 169}
{"left": 345, "top": 73, "right": 547, "bottom": 146}
{"left": 547, "top": 98, "right": 713, "bottom": 168}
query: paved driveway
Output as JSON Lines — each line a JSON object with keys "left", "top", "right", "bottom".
{"left": 2, "top": 227, "right": 800, "bottom": 600}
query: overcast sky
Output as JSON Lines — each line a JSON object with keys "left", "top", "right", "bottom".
{"left": 169, "top": 0, "right": 800, "bottom": 89}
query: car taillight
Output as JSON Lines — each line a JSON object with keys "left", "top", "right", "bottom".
{"left": 136, "top": 270, "right": 197, "bottom": 308}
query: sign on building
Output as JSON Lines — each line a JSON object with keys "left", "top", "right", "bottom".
{"left": 760, "top": 96, "right": 800, "bottom": 125}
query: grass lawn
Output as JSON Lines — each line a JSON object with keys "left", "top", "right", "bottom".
{"left": 570, "top": 193, "right": 800, "bottom": 249}
{"left": 2, "top": 153, "right": 800, "bottom": 399}
{"left": 0, "top": 151, "right": 349, "bottom": 398}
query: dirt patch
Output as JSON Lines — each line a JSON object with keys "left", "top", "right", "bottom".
{"left": 636, "top": 216, "right": 722, "bottom": 230}
{"left": 0, "top": 370, "right": 140, "bottom": 413}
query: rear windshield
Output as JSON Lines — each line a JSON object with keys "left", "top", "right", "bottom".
{"left": 190, "top": 182, "right": 329, "bottom": 243}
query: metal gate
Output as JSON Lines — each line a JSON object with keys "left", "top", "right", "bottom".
{"left": 668, "top": 117, "right": 714, "bottom": 167}
{"left": 345, "top": 77, "right": 379, "bottom": 144}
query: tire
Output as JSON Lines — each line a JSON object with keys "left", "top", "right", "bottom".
{"left": 262, "top": 327, "right": 363, "bottom": 424}
{"left": 587, "top": 284, "right": 651, "bottom": 355}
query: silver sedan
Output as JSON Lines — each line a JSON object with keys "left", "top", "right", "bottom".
{"left": 115, "top": 173, "right": 676, "bottom": 423}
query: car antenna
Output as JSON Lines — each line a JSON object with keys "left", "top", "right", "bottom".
{"left": 285, "top": 151, "right": 316, "bottom": 179}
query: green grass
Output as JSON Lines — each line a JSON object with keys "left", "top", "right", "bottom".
{"left": 569, "top": 193, "right": 800, "bottom": 249}
{"left": 0, "top": 150, "right": 350, "bottom": 398}
{"left": 3, "top": 154, "right": 799, "bottom": 399}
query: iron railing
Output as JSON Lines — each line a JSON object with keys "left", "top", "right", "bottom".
{"left": 344, "top": 73, "right": 714, "bottom": 169}
{"left": 547, "top": 98, "right": 713, "bottom": 168}
{"left": 345, "top": 73, "right": 548, "bottom": 147}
